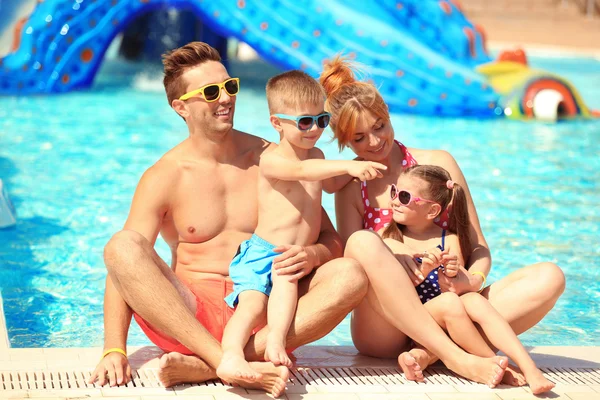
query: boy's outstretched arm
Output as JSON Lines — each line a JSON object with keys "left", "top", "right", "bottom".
{"left": 260, "top": 148, "right": 386, "bottom": 182}
{"left": 322, "top": 174, "right": 354, "bottom": 194}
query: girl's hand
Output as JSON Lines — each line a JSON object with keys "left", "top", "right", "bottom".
{"left": 441, "top": 253, "right": 459, "bottom": 277}
{"left": 413, "top": 247, "right": 446, "bottom": 276}
{"left": 272, "top": 245, "right": 316, "bottom": 281}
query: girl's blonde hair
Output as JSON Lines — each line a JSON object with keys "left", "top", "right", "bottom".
{"left": 319, "top": 56, "right": 390, "bottom": 151}
{"left": 382, "top": 165, "right": 472, "bottom": 264}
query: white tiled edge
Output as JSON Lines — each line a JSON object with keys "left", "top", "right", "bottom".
{"left": 0, "top": 290, "right": 9, "bottom": 350}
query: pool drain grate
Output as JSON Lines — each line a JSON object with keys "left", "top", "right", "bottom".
{"left": 1, "top": 366, "right": 599, "bottom": 391}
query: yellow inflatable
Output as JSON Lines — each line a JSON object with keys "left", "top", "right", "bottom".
{"left": 477, "top": 49, "right": 598, "bottom": 122}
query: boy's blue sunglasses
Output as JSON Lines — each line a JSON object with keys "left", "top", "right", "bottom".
{"left": 273, "top": 112, "right": 331, "bottom": 131}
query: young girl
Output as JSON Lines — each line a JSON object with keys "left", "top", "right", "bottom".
{"left": 382, "top": 164, "right": 555, "bottom": 395}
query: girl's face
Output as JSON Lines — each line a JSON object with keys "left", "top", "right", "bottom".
{"left": 348, "top": 111, "right": 395, "bottom": 162}
{"left": 390, "top": 175, "right": 441, "bottom": 226}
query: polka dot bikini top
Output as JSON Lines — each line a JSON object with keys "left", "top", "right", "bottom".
{"left": 361, "top": 141, "right": 451, "bottom": 232}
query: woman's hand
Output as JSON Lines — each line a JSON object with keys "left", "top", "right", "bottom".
{"left": 272, "top": 245, "right": 316, "bottom": 281}
{"left": 88, "top": 352, "right": 131, "bottom": 387}
{"left": 437, "top": 264, "right": 480, "bottom": 295}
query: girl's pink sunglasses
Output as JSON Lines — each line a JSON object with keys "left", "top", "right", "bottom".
{"left": 390, "top": 184, "right": 438, "bottom": 206}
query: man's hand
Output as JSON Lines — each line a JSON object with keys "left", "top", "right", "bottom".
{"left": 272, "top": 245, "right": 316, "bottom": 281}
{"left": 347, "top": 161, "right": 387, "bottom": 181}
{"left": 88, "top": 352, "right": 131, "bottom": 387}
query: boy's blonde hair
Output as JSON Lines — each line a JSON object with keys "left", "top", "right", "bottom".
{"left": 266, "top": 70, "right": 326, "bottom": 115}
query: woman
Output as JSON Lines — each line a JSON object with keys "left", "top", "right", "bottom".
{"left": 319, "top": 56, "right": 565, "bottom": 383}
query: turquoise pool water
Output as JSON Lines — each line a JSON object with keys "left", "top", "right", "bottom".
{"left": 1, "top": 54, "right": 599, "bottom": 348}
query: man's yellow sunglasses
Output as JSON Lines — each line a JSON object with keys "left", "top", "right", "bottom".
{"left": 179, "top": 78, "right": 240, "bottom": 102}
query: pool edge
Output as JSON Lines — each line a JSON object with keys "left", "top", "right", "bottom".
{"left": 0, "top": 290, "right": 9, "bottom": 350}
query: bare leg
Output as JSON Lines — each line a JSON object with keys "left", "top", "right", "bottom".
{"left": 217, "top": 291, "right": 268, "bottom": 384}
{"left": 397, "top": 293, "right": 502, "bottom": 385}
{"left": 424, "top": 293, "right": 497, "bottom": 357}
{"left": 482, "top": 262, "right": 565, "bottom": 335}
{"left": 407, "top": 262, "right": 566, "bottom": 376}
{"left": 104, "top": 230, "right": 221, "bottom": 368}
{"left": 162, "top": 256, "right": 367, "bottom": 388}
{"left": 345, "top": 231, "right": 507, "bottom": 386}
{"left": 105, "top": 230, "right": 287, "bottom": 396}
{"left": 244, "top": 257, "right": 368, "bottom": 360}
{"left": 460, "top": 293, "right": 555, "bottom": 394}
{"left": 265, "top": 270, "right": 297, "bottom": 367}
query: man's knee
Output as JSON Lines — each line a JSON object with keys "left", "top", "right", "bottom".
{"left": 320, "top": 257, "right": 368, "bottom": 308}
{"left": 104, "top": 229, "right": 148, "bottom": 271}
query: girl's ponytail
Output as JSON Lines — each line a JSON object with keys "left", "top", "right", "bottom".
{"left": 448, "top": 182, "right": 472, "bottom": 265}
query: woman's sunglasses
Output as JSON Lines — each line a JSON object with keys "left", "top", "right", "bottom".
{"left": 179, "top": 78, "right": 240, "bottom": 102}
{"left": 390, "top": 184, "right": 438, "bottom": 206}
{"left": 273, "top": 112, "right": 331, "bottom": 131}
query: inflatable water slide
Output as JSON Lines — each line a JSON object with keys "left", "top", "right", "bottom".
{"left": 0, "top": 0, "right": 596, "bottom": 120}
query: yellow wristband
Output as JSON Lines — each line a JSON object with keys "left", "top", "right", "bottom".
{"left": 470, "top": 271, "right": 487, "bottom": 293}
{"left": 102, "top": 348, "right": 127, "bottom": 359}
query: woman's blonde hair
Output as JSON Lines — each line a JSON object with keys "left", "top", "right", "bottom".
{"left": 319, "top": 56, "right": 390, "bottom": 151}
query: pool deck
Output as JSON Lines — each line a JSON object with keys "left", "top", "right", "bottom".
{"left": 1, "top": 345, "right": 599, "bottom": 399}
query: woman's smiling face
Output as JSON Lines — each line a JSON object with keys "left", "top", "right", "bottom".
{"left": 348, "top": 111, "right": 395, "bottom": 162}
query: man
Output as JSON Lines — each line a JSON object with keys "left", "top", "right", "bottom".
{"left": 88, "top": 42, "right": 367, "bottom": 397}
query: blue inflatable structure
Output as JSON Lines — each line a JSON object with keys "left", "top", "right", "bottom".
{"left": 0, "top": 0, "right": 501, "bottom": 116}
{"left": 2, "top": 0, "right": 597, "bottom": 120}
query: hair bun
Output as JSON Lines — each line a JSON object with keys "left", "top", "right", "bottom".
{"left": 319, "top": 55, "right": 358, "bottom": 97}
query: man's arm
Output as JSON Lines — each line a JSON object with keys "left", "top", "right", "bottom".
{"left": 91, "top": 163, "right": 172, "bottom": 385}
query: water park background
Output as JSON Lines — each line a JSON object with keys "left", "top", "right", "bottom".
{"left": 0, "top": 0, "right": 599, "bottom": 350}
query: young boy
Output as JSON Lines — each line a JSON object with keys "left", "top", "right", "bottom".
{"left": 216, "top": 71, "right": 386, "bottom": 384}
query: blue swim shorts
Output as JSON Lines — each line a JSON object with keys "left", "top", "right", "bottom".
{"left": 225, "top": 234, "right": 278, "bottom": 308}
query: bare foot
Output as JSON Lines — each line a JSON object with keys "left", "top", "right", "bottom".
{"left": 265, "top": 334, "right": 293, "bottom": 368}
{"left": 502, "top": 364, "right": 527, "bottom": 387}
{"left": 524, "top": 368, "right": 555, "bottom": 395}
{"left": 158, "top": 352, "right": 217, "bottom": 387}
{"left": 217, "top": 353, "right": 262, "bottom": 384}
{"left": 397, "top": 351, "right": 425, "bottom": 382}
{"left": 236, "top": 362, "right": 289, "bottom": 397}
{"left": 446, "top": 354, "right": 508, "bottom": 387}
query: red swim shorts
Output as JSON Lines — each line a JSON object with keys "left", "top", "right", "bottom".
{"left": 133, "top": 275, "right": 261, "bottom": 355}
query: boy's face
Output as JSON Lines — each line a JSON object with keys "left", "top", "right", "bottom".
{"left": 273, "top": 102, "right": 327, "bottom": 150}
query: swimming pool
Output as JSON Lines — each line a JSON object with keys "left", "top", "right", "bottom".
{"left": 0, "top": 54, "right": 599, "bottom": 348}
